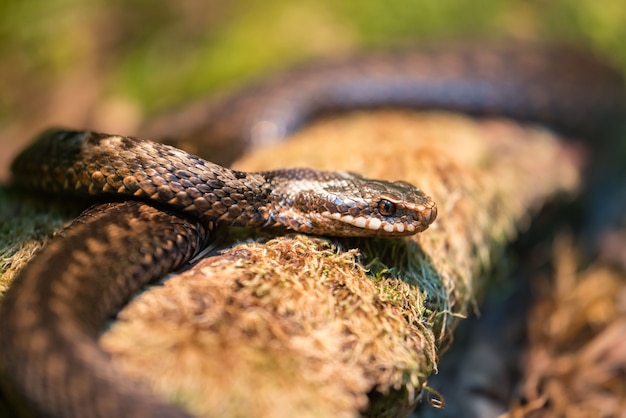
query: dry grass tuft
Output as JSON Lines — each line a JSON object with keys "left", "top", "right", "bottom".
{"left": 506, "top": 236, "right": 626, "bottom": 417}
{"left": 102, "top": 235, "right": 436, "bottom": 417}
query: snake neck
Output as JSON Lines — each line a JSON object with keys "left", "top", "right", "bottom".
{"left": 10, "top": 131, "right": 276, "bottom": 228}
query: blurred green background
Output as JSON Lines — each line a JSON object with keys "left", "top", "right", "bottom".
{"left": 0, "top": 0, "right": 625, "bottom": 179}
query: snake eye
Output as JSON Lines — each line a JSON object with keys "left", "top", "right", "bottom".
{"left": 378, "top": 199, "right": 396, "bottom": 216}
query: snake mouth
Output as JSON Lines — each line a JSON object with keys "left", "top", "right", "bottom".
{"left": 320, "top": 204, "right": 436, "bottom": 236}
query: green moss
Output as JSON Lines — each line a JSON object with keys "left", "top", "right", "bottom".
{"left": 0, "top": 186, "right": 76, "bottom": 293}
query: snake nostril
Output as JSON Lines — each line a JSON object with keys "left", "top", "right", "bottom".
{"left": 427, "top": 206, "right": 437, "bottom": 224}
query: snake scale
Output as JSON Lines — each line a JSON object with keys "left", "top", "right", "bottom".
{"left": 1, "top": 42, "right": 625, "bottom": 417}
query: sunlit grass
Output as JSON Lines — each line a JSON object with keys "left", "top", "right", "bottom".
{"left": 0, "top": 0, "right": 624, "bottom": 119}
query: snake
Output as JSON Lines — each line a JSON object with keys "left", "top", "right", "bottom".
{"left": 0, "top": 41, "right": 625, "bottom": 418}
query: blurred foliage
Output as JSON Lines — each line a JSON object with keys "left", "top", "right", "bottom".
{"left": 0, "top": 0, "right": 625, "bottom": 124}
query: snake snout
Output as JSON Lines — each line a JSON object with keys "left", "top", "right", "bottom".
{"left": 418, "top": 200, "right": 437, "bottom": 227}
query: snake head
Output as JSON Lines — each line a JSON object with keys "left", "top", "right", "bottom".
{"left": 269, "top": 169, "right": 437, "bottom": 237}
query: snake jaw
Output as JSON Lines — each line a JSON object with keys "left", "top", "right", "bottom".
{"left": 319, "top": 196, "right": 437, "bottom": 237}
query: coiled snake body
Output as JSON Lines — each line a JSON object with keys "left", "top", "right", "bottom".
{"left": 1, "top": 42, "right": 625, "bottom": 417}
